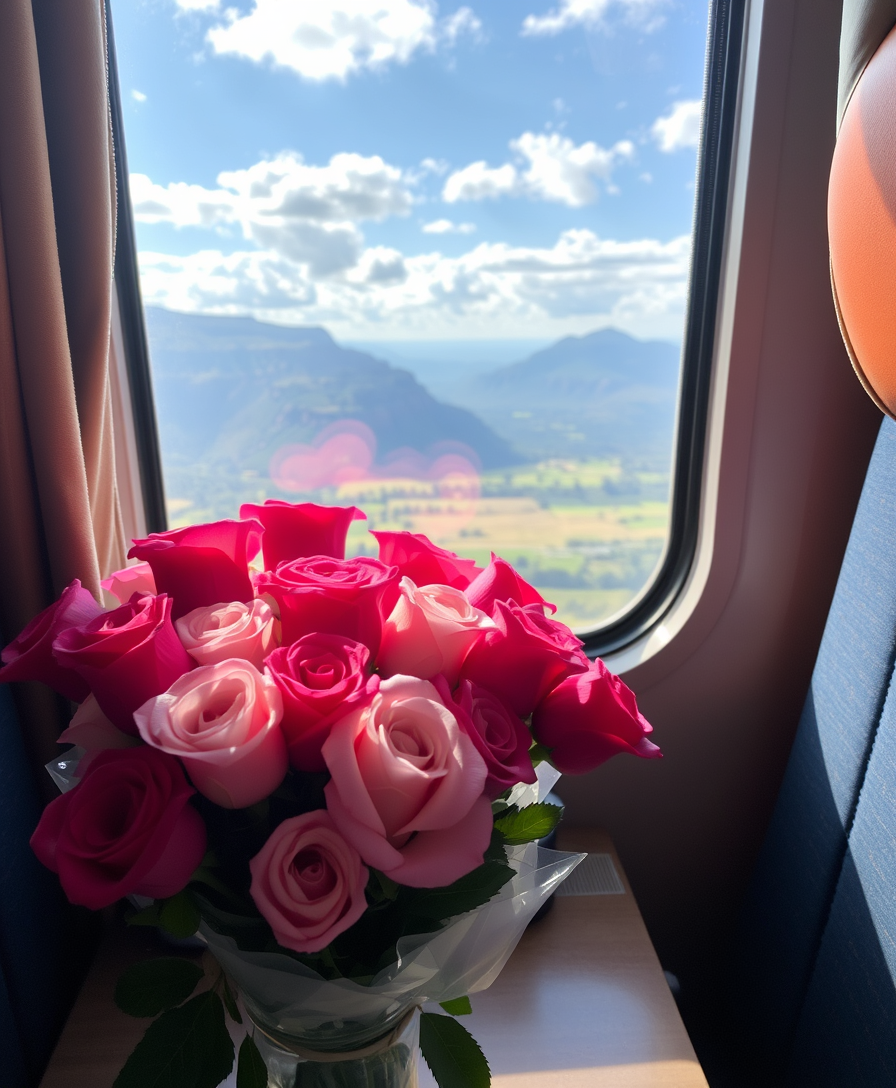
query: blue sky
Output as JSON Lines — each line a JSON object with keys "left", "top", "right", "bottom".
{"left": 112, "top": 0, "right": 709, "bottom": 342}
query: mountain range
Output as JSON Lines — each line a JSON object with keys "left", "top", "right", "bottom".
{"left": 144, "top": 307, "right": 681, "bottom": 481}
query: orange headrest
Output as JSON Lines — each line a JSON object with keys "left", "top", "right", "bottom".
{"left": 829, "top": 22, "right": 896, "bottom": 416}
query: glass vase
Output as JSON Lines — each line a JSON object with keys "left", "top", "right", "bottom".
{"left": 250, "top": 1006, "right": 420, "bottom": 1088}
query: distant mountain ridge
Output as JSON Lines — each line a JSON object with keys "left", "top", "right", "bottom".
{"left": 144, "top": 308, "right": 524, "bottom": 475}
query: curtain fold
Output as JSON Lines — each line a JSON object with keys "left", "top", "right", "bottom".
{"left": 0, "top": 0, "right": 125, "bottom": 771}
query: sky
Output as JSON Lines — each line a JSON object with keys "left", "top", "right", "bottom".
{"left": 112, "top": 0, "right": 710, "bottom": 343}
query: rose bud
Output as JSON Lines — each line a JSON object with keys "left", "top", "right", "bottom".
{"left": 101, "top": 562, "right": 157, "bottom": 604}
{"left": 52, "top": 593, "right": 192, "bottom": 734}
{"left": 249, "top": 811, "right": 369, "bottom": 953}
{"left": 371, "top": 531, "right": 482, "bottom": 590}
{"left": 128, "top": 518, "right": 263, "bottom": 620}
{"left": 134, "top": 659, "right": 288, "bottom": 809}
{"left": 378, "top": 578, "right": 493, "bottom": 685}
{"left": 465, "top": 555, "right": 555, "bottom": 615}
{"left": 176, "top": 599, "right": 278, "bottom": 670}
{"left": 0, "top": 580, "right": 103, "bottom": 701}
{"left": 30, "top": 746, "right": 206, "bottom": 910}
{"left": 322, "top": 674, "right": 492, "bottom": 888}
{"left": 532, "top": 658, "right": 662, "bottom": 774}
{"left": 459, "top": 600, "right": 588, "bottom": 720}
{"left": 256, "top": 556, "right": 400, "bottom": 655}
{"left": 435, "top": 676, "right": 537, "bottom": 799}
{"left": 265, "top": 633, "right": 376, "bottom": 773}
{"left": 239, "top": 500, "right": 365, "bottom": 569}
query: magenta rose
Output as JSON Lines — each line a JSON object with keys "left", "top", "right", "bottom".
{"left": 377, "top": 578, "right": 493, "bottom": 685}
{"left": 101, "top": 562, "right": 157, "bottom": 604}
{"left": 532, "top": 658, "right": 662, "bottom": 774}
{"left": 30, "top": 746, "right": 206, "bottom": 910}
{"left": 371, "top": 531, "right": 482, "bottom": 590}
{"left": 176, "top": 599, "right": 278, "bottom": 670}
{"left": 52, "top": 593, "right": 192, "bottom": 734}
{"left": 134, "top": 659, "right": 287, "bottom": 809}
{"left": 128, "top": 519, "right": 263, "bottom": 620}
{"left": 465, "top": 556, "right": 555, "bottom": 615}
{"left": 256, "top": 556, "right": 400, "bottom": 654}
{"left": 249, "top": 811, "right": 369, "bottom": 953}
{"left": 322, "top": 674, "right": 492, "bottom": 888}
{"left": 239, "top": 500, "right": 365, "bottom": 570}
{"left": 436, "top": 677, "right": 537, "bottom": 799}
{"left": 459, "top": 601, "right": 588, "bottom": 720}
{"left": 0, "top": 580, "right": 103, "bottom": 701}
{"left": 265, "top": 634, "right": 376, "bottom": 773}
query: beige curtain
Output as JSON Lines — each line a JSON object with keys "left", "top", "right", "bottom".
{"left": 0, "top": 0, "right": 126, "bottom": 774}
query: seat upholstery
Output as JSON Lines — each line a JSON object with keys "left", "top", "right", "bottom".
{"left": 731, "top": 416, "right": 896, "bottom": 1081}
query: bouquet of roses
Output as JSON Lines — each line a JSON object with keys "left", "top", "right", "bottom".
{"left": 0, "top": 501, "right": 660, "bottom": 1088}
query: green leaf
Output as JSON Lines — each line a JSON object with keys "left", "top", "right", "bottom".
{"left": 221, "top": 978, "right": 242, "bottom": 1025}
{"left": 439, "top": 996, "right": 472, "bottom": 1016}
{"left": 410, "top": 860, "right": 515, "bottom": 922}
{"left": 115, "top": 958, "right": 204, "bottom": 1018}
{"left": 493, "top": 802, "right": 562, "bottom": 845}
{"left": 420, "top": 1013, "right": 490, "bottom": 1088}
{"left": 236, "top": 1035, "right": 268, "bottom": 1088}
{"left": 528, "top": 742, "right": 552, "bottom": 765}
{"left": 160, "top": 890, "right": 202, "bottom": 939}
{"left": 113, "top": 991, "right": 234, "bottom": 1088}
{"left": 126, "top": 904, "right": 162, "bottom": 929}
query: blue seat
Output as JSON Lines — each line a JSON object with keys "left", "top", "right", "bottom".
{"left": 732, "top": 416, "right": 896, "bottom": 1084}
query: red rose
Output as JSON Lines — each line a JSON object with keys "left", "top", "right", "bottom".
{"left": 459, "top": 601, "right": 587, "bottom": 719}
{"left": 128, "top": 519, "right": 263, "bottom": 620}
{"left": 265, "top": 634, "right": 377, "bottom": 773}
{"left": 30, "top": 746, "right": 206, "bottom": 910}
{"left": 256, "top": 556, "right": 400, "bottom": 654}
{"left": 239, "top": 500, "right": 365, "bottom": 570}
{"left": 371, "top": 531, "right": 482, "bottom": 590}
{"left": 0, "top": 580, "right": 103, "bottom": 701}
{"left": 437, "top": 676, "right": 537, "bottom": 799}
{"left": 532, "top": 659, "right": 662, "bottom": 774}
{"left": 465, "top": 556, "right": 555, "bottom": 615}
{"left": 52, "top": 594, "right": 192, "bottom": 734}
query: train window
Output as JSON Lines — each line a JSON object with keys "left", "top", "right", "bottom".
{"left": 109, "top": 0, "right": 742, "bottom": 651}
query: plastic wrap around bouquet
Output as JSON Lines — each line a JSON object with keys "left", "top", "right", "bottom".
{"left": 1, "top": 501, "right": 661, "bottom": 1088}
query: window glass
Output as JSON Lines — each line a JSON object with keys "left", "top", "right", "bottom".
{"left": 112, "top": 0, "right": 710, "bottom": 633}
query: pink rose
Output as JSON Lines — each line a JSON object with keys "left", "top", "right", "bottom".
{"left": 30, "top": 746, "right": 206, "bottom": 909}
{"left": 101, "top": 562, "right": 157, "bottom": 604}
{"left": 256, "top": 556, "right": 400, "bottom": 654}
{"left": 52, "top": 594, "right": 192, "bottom": 735}
{"left": 57, "top": 695, "right": 142, "bottom": 751}
{"left": 128, "top": 519, "right": 264, "bottom": 620}
{"left": 377, "top": 578, "right": 493, "bottom": 685}
{"left": 465, "top": 556, "right": 555, "bottom": 615}
{"left": 532, "top": 659, "right": 662, "bottom": 774}
{"left": 134, "top": 659, "right": 287, "bottom": 809}
{"left": 0, "top": 580, "right": 103, "bottom": 701}
{"left": 322, "top": 675, "right": 492, "bottom": 888}
{"left": 265, "top": 634, "right": 376, "bottom": 773}
{"left": 239, "top": 500, "right": 365, "bottom": 570}
{"left": 371, "top": 531, "right": 482, "bottom": 590}
{"left": 249, "top": 810, "right": 369, "bottom": 953}
{"left": 459, "top": 601, "right": 588, "bottom": 719}
{"left": 176, "top": 599, "right": 278, "bottom": 670}
{"left": 437, "top": 677, "right": 537, "bottom": 799}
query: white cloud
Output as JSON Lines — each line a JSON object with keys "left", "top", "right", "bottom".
{"left": 137, "top": 228, "right": 691, "bottom": 339}
{"left": 131, "top": 89, "right": 147, "bottom": 102}
{"left": 442, "top": 6, "right": 482, "bottom": 43}
{"left": 205, "top": 0, "right": 440, "bottom": 82}
{"left": 422, "top": 219, "right": 476, "bottom": 234}
{"left": 129, "top": 152, "right": 412, "bottom": 276}
{"left": 651, "top": 100, "right": 702, "bottom": 152}
{"left": 174, "top": 0, "right": 220, "bottom": 10}
{"left": 522, "top": 0, "right": 664, "bottom": 36}
{"left": 442, "top": 132, "right": 634, "bottom": 206}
